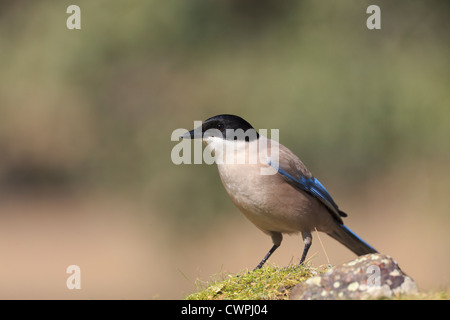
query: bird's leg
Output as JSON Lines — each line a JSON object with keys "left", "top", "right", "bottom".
{"left": 253, "top": 243, "right": 279, "bottom": 270}
{"left": 253, "top": 232, "right": 282, "bottom": 271}
{"left": 299, "top": 231, "right": 312, "bottom": 265}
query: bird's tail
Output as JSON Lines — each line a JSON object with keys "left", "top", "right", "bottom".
{"left": 327, "top": 224, "right": 377, "bottom": 256}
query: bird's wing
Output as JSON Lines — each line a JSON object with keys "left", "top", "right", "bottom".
{"left": 268, "top": 143, "right": 347, "bottom": 223}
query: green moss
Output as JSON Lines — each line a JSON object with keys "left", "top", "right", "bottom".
{"left": 185, "top": 264, "right": 450, "bottom": 300}
{"left": 388, "top": 290, "right": 450, "bottom": 300}
{"left": 185, "top": 263, "right": 329, "bottom": 300}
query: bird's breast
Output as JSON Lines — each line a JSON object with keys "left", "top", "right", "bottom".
{"left": 216, "top": 160, "right": 332, "bottom": 234}
{"left": 217, "top": 162, "right": 270, "bottom": 211}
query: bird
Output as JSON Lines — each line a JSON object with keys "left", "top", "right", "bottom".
{"left": 181, "top": 114, "right": 377, "bottom": 270}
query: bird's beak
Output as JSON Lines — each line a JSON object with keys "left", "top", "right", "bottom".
{"left": 180, "top": 130, "right": 193, "bottom": 139}
{"left": 180, "top": 129, "right": 202, "bottom": 139}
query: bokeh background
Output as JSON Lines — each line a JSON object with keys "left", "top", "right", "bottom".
{"left": 0, "top": 0, "right": 449, "bottom": 299}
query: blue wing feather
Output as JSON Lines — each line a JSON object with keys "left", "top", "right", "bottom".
{"left": 273, "top": 163, "right": 345, "bottom": 219}
{"left": 301, "top": 176, "right": 339, "bottom": 210}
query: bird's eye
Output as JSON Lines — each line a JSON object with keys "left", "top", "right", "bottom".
{"left": 217, "top": 123, "right": 224, "bottom": 130}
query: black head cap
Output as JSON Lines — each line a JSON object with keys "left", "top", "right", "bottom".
{"left": 183, "top": 114, "right": 259, "bottom": 141}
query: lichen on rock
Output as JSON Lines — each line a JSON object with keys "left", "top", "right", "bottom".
{"left": 290, "top": 253, "right": 418, "bottom": 300}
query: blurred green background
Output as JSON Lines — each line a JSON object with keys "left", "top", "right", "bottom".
{"left": 0, "top": 0, "right": 449, "bottom": 299}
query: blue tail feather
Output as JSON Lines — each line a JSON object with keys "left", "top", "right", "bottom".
{"left": 328, "top": 224, "right": 378, "bottom": 256}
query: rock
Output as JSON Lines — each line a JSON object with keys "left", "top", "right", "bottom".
{"left": 290, "top": 253, "right": 418, "bottom": 300}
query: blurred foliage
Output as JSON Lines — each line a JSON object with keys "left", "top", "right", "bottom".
{"left": 0, "top": 0, "right": 449, "bottom": 227}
